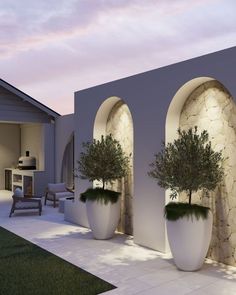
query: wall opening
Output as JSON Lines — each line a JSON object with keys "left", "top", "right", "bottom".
{"left": 61, "top": 132, "right": 74, "bottom": 189}
{"left": 166, "top": 78, "right": 236, "bottom": 266}
{"left": 93, "top": 97, "right": 134, "bottom": 235}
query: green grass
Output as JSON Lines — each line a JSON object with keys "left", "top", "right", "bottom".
{"left": 0, "top": 227, "right": 116, "bottom": 295}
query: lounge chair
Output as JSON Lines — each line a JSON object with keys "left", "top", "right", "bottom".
{"left": 9, "top": 189, "right": 42, "bottom": 217}
{"left": 44, "top": 183, "right": 74, "bottom": 208}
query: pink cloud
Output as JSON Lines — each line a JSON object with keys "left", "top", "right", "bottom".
{"left": 0, "top": 0, "right": 235, "bottom": 114}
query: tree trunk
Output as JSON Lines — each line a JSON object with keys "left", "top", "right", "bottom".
{"left": 189, "top": 190, "right": 192, "bottom": 205}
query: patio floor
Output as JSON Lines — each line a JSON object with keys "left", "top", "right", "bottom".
{"left": 1, "top": 190, "right": 236, "bottom": 295}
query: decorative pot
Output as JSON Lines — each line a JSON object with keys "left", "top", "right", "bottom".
{"left": 86, "top": 197, "right": 121, "bottom": 239}
{"left": 166, "top": 210, "right": 213, "bottom": 271}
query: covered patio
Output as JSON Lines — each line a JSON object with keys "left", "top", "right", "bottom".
{"left": 1, "top": 190, "right": 236, "bottom": 294}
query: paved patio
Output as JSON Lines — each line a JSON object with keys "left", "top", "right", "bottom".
{"left": 1, "top": 190, "right": 236, "bottom": 295}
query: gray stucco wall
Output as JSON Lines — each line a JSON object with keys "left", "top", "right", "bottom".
{"left": 74, "top": 46, "right": 236, "bottom": 252}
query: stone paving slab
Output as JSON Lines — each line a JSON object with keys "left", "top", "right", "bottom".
{"left": 1, "top": 190, "right": 236, "bottom": 294}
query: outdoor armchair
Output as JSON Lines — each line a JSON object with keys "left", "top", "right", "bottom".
{"left": 44, "top": 183, "right": 74, "bottom": 208}
{"left": 9, "top": 189, "right": 42, "bottom": 217}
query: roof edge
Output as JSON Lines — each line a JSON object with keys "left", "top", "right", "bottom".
{"left": 0, "top": 79, "right": 60, "bottom": 118}
{"left": 75, "top": 45, "right": 236, "bottom": 95}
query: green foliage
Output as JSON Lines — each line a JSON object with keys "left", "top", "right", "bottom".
{"left": 0, "top": 227, "right": 115, "bottom": 294}
{"left": 148, "top": 127, "right": 224, "bottom": 205}
{"left": 80, "top": 187, "right": 120, "bottom": 205}
{"left": 77, "top": 134, "right": 129, "bottom": 188}
{"left": 164, "top": 202, "right": 210, "bottom": 221}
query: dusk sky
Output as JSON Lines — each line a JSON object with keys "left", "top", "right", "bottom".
{"left": 1, "top": 0, "right": 236, "bottom": 114}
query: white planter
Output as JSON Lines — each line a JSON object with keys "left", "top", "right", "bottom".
{"left": 166, "top": 210, "right": 213, "bottom": 271}
{"left": 86, "top": 197, "right": 121, "bottom": 239}
{"left": 64, "top": 199, "right": 89, "bottom": 228}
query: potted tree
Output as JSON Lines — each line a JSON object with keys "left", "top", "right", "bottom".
{"left": 148, "top": 127, "right": 224, "bottom": 271}
{"left": 76, "top": 134, "right": 129, "bottom": 240}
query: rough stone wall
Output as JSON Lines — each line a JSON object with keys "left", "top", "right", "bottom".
{"left": 179, "top": 80, "right": 236, "bottom": 266}
{"left": 106, "top": 101, "right": 134, "bottom": 235}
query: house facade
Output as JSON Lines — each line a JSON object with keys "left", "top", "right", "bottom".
{"left": 69, "top": 46, "right": 236, "bottom": 266}
{"left": 0, "top": 79, "right": 59, "bottom": 196}
{"left": 3, "top": 46, "right": 236, "bottom": 266}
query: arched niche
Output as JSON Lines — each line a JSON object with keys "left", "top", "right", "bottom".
{"left": 166, "top": 77, "right": 214, "bottom": 143}
{"left": 166, "top": 78, "right": 236, "bottom": 266}
{"left": 93, "top": 96, "right": 134, "bottom": 235}
{"left": 61, "top": 132, "right": 74, "bottom": 189}
{"left": 93, "top": 96, "right": 121, "bottom": 140}
{"left": 165, "top": 77, "right": 214, "bottom": 206}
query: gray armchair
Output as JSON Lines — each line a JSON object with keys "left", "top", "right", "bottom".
{"left": 44, "top": 183, "right": 74, "bottom": 208}
{"left": 9, "top": 189, "right": 42, "bottom": 217}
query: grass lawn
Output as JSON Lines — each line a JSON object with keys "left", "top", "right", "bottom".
{"left": 0, "top": 227, "right": 116, "bottom": 295}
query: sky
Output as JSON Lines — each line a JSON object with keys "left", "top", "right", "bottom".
{"left": 1, "top": 0, "right": 236, "bottom": 115}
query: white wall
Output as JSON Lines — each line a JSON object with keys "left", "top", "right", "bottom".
{"left": 55, "top": 114, "right": 74, "bottom": 182}
{"left": 20, "top": 124, "right": 44, "bottom": 170}
{"left": 33, "top": 123, "right": 55, "bottom": 195}
{"left": 55, "top": 114, "right": 83, "bottom": 226}
{"left": 0, "top": 123, "right": 20, "bottom": 189}
{"left": 74, "top": 46, "right": 236, "bottom": 253}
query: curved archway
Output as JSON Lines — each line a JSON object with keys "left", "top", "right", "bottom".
{"left": 93, "top": 97, "right": 134, "bottom": 235}
{"left": 94, "top": 96, "right": 121, "bottom": 140}
{"left": 166, "top": 78, "right": 236, "bottom": 266}
{"left": 61, "top": 132, "right": 74, "bottom": 189}
{"left": 166, "top": 77, "right": 214, "bottom": 143}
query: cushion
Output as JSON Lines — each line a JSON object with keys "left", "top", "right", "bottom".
{"left": 14, "top": 188, "right": 24, "bottom": 198}
{"left": 48, "top": 183, "right": 66, "bottom": 193}
{"left": 47, "top": 191, "right": 74, "bottom": 200}
{"left": 15, "top": 201, "right": 40, "bottom": 209}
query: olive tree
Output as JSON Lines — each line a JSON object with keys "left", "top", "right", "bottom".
{"left": 76, "top": 134, "right": 130, "bottom": 190}
{"left": 148, "top": 127, "right": 224, "bottom": 205}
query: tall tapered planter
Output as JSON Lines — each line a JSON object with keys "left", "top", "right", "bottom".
{"left": 86, "top": 197, "right": 121, "bottom": 239}
{"left": 76, "top": 134, "right": 130, "bottom": 240}
{"left": 167, "top": 210, "right": 213, "bottom": 271}
{"left": 148, "top": 127, "right": 223, "bottom": 271}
